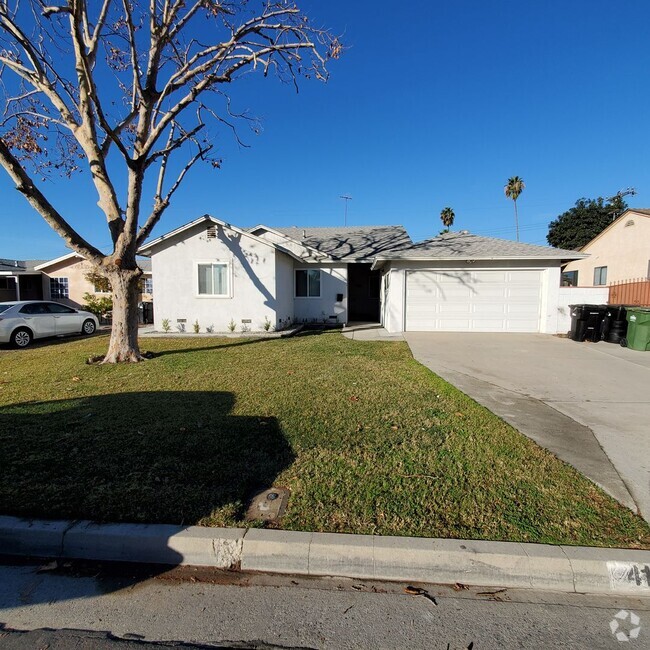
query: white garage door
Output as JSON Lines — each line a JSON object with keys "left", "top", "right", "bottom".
{"left": 405, "top": 269, "right": 542, "bottom": 332}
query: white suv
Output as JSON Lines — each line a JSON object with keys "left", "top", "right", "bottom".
{"left": 0, "top": 301, "right": 99, "bottom": 348}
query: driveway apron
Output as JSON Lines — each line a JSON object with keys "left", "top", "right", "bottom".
{"left": 405, "top": 332, "right": 650, "bottom": 523}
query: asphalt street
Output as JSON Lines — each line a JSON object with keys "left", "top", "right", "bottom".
{"left": 1, "top": 558, "right": 649, "bottom": 649}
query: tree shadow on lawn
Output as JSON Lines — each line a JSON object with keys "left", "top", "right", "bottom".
{"left": 0, "top": 391, "right": 293, "bottom": 606}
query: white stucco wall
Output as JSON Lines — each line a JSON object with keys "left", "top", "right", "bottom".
{"left": 150, "top": 222, "right": 279, "bottom": 332}
{"left": 382, "top": 267, "right": 405, "bottom": 333}
{"left": 275, "top": 252, "right": 295, "bottom": 329}
{"left": 555, "top": 286, "right": 609, "bottom": 334}
{"left": 293, "top": 263, "right": 348, "bottom": 324}
{"left": 563, "top": 212, "right": 650, "bottom": 285}
{"left": 381, "top": 259, "right": 566, "bottom": 333}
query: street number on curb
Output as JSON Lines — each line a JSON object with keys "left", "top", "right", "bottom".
{"left": 607, "top": 561, "right": 650, "bottom": 591}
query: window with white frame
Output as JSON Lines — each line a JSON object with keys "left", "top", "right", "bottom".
{"left": 197, "top": 262, "right": 229, "bottom": 296}
{"left": 593, "top": 266, "right": 607, "bottom": 286}
{"left": 295, "top": 269, "right": 321, "bottom": 297}
{"left": 50, "top": 276, "right": 69, "bottom": 299}
{"left": 143, "top": 277, "right": 153, "bottom": 294}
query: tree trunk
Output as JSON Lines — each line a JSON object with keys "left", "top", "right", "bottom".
{"left": 514, "top": 200, "right": 520, "bottom": 242}
{"left": 103, "top": 268, "right": 143, "bottom": 363}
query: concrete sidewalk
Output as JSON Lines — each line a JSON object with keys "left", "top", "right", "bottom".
{"left": 405, "top": 333, "right": 650, "bottom": 522}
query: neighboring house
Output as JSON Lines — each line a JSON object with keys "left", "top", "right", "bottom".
{"left": 138, "top": 215, "right": 585, "bottom": 334}
{"left": 0, "top": 259, "right": 46, "bottom": 302}
{"left": 562, "top": 208, "right": 650, "bottom": 287}
{"left": 0, "top": 253, "right": 153, "bottom": 311}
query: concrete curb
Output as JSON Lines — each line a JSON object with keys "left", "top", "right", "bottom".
{"left": 1, "top": 516, "right": 649, "bottom": 596}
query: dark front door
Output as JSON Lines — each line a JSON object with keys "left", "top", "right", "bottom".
{"left": 19, "top": 274, "right": 44, "bottom": 300}
{"left": 348, "top": 263, "right": 381, "bottom": 322}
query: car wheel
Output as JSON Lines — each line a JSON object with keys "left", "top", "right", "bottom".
{"left": 82, "top": 319, "right": 97, "bottom": 336}
{"left": 12, "top": 328, "right": 32, "bottom": 348}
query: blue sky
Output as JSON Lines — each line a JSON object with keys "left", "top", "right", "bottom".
{"left": 2, "top": 0, "right": 650, "bottom": 259}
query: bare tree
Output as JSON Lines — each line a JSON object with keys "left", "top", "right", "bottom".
{"left": 0, "top": 1, "right": 339, "bottom": 362}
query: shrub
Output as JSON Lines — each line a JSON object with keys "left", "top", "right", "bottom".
{"left": 82, "top": 292, "right": 112, "bottom": 318}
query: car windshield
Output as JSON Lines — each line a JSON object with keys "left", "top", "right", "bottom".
{"left": 0, "top": 304, "right": 12, "bottom": 313}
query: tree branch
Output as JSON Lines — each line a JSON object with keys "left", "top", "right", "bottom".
{"left": 137, "top": 143, "right": 210, "bottom": 247}
{"left": 0, "top": 137, "right": 103, "bottom": 262}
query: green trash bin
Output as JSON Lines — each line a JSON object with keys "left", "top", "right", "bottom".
{"left": 623, "top": 308, "right": 650, "bottom": 351}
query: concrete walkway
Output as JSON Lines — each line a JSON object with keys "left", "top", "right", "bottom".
{"left": 405, "top": 333, "right": 650, "bottom": 522}
{"left": 342, "top": 322, "right": 404, "bottom": 341}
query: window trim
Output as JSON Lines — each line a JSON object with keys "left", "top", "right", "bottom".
{"left": 295, "top": 268, "right": 322, "bottom": 298}
{"left": 49, "top": 276, "right": 69, "bottom": 299}
{"left": 194, "top": 259, "right": 232, "bottom": 298}
{"left": 593, "top": 266, "right": 608, "bottom": 286}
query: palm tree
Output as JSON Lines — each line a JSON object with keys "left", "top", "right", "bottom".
{"left": 440, "top": 207, "right": 455, "bottom": 233}
{"left": 504, "top": 176, "right": 525, "bottom": 242}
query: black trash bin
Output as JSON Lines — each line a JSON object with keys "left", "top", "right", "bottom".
{"left": 569, "top": 304, "right": 607, "bottom": 342}
{"left": 569, "top": 304, "right": 585, "bottom": 341}
{"left": 601, "top": 305, "right": 628, "bottom": 344}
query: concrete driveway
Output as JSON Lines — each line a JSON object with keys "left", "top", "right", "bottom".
{"left": 405, "top": 333, "right": 650, "bottom": 523}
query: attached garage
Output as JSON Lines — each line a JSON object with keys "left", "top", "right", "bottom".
{"left": 405, "top": 269, "right": 542, "bottom": 332}
{"left": 372, "top": 232, "right": 587, "bottom": 334}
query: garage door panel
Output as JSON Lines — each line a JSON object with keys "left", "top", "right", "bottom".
{"left": 507, "top": 302, "right": 539, "bottom": 314}
{"left": 508, "top": 286, "right": 538, "bottom": 299}
{"left": 405, "top": 269, "right": 542, "bottom": 332}
{"left": 472, "top": 271, "right": 508, "bottom": 283}
{"left": 438, "top": 303, "right": 472, "bottom": 314}
{"left": 473, "top": 303, "right": 507, "bottom": 315}
{"left": 466, "top": 285, "right": 505, "bottom": 298}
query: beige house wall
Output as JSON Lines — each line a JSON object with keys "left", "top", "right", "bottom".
{"left": 43, "top": 257, "right": 152, "bottom": 308}
{"left": 563, "top": 212, "right": 650, "bottom": 286}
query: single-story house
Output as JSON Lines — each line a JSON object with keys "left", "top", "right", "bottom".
{"left": 0, "top": 253, "right": 153, "bottom": 311}
{"left": 562, "top": 208, "right": 650, "bottom": 287}
{"left": 138, "top": 215, "right": 586, "bottom": 334}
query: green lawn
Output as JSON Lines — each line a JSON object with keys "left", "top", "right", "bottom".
{"left": 1, "top": 332, "right": 648, "bottom": 548}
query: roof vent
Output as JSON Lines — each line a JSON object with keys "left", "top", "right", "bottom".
{"left": 460, "top": 230, "right": 470, "bottom": 235}
{"left": 625, "top": 219, "right": 635, "bottom": 227}
{"left": 206, "top": 225, "right": 217, "bottom": 239}
{"left": 302, "top": 229, "right": 306, "bottom": 238}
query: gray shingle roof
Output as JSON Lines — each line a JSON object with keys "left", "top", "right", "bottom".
{"left": 628, "top": 208, "right": 650, "bottom": 216}
{"left": 0, "top": 259, "right": 46, "bottom": 273}
{"left": 273, "top": 225, "right": 412, "bottom": 261}
{"left": 376, "top": 232, "right": 585, "bottom": 260}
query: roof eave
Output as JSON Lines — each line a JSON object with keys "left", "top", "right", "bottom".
{"left": 250, "top": 224, "right": 334, "bottom": 261}
{"left": 34, "top": 251, "right": 82, "bottom": 270}
{"left": 137, "top": 215, "right": 279, "bottom": 256}
{"left": 373, "top": 253, "right": 588, "bottom": 265}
